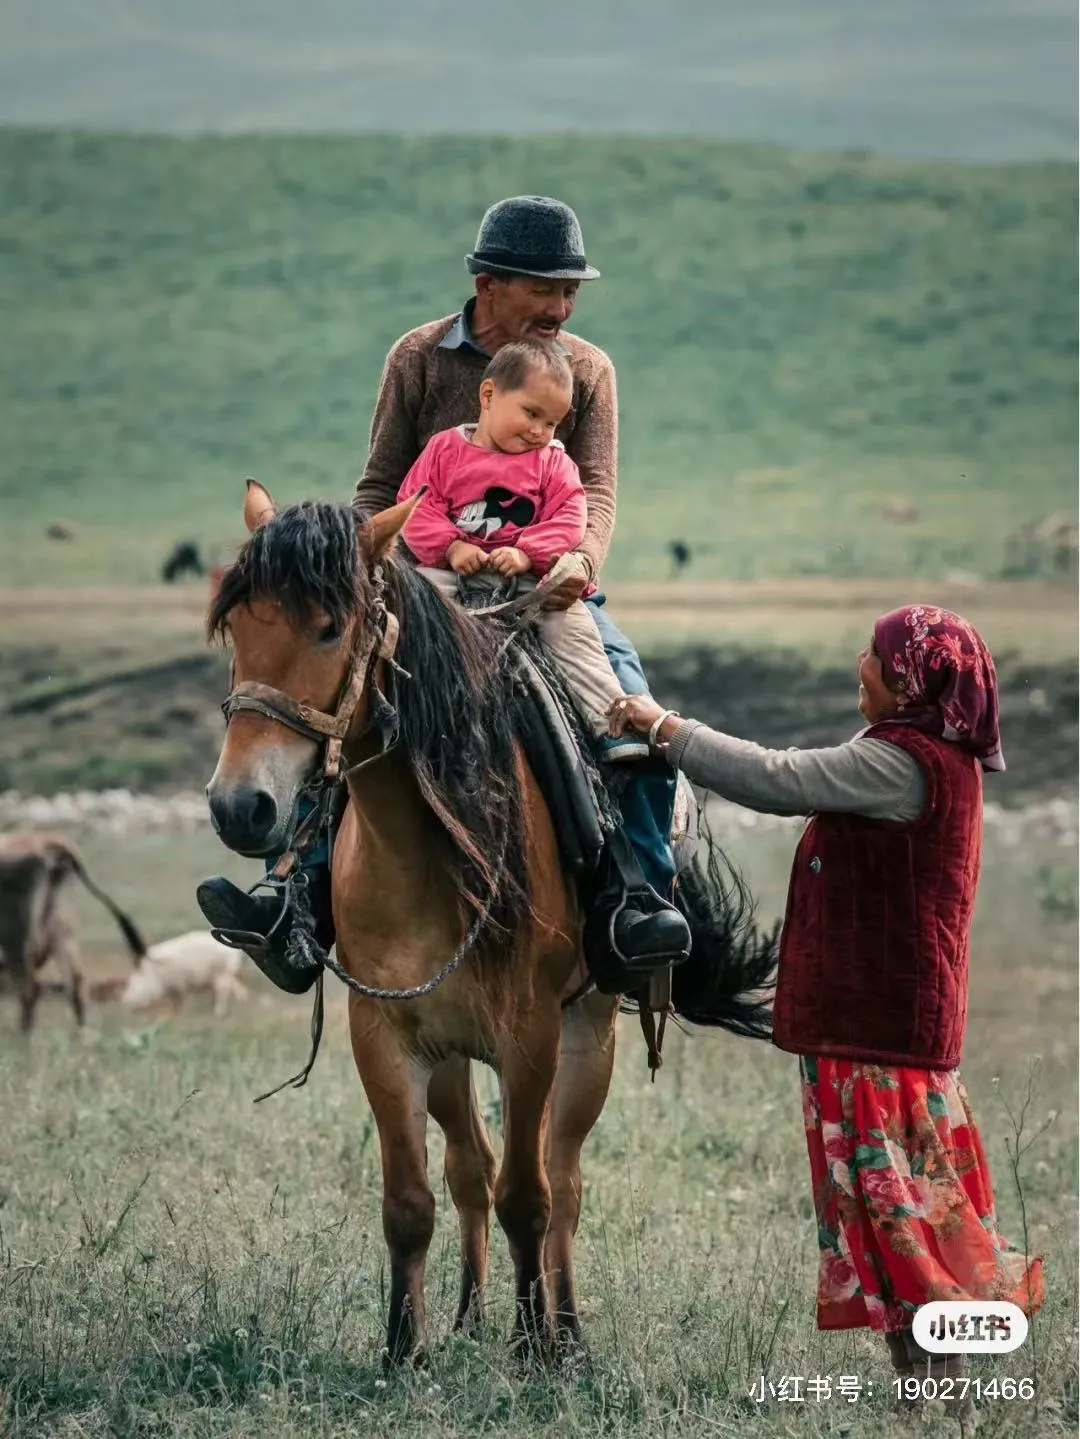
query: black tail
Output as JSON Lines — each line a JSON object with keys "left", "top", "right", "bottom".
{"left": 67, "top": 855, "right": 148, "bottom": 966}
{"left": 669, "top": 819, "right": 778, "bottom": 1039}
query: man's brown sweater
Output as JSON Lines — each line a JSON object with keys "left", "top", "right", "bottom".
{"left": 354, "top": 310, "right": 618, "bottom": 579}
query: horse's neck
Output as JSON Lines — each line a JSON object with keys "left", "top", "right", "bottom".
{"left": 342, "top": 752, "right": 441, "bottom": 869}
{"left": 336, "top": 752, "right": 466, "bottom": 973}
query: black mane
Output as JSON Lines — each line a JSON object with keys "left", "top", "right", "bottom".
{"left": 209, "top": 501, "right": 530, "bottom": 949}
{"left": 210, "top": 501, "right": 364, "bottom": 641}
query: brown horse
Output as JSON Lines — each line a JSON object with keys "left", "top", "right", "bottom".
{"left": 206, "top": 482, "right": 773, "bottom": 1365}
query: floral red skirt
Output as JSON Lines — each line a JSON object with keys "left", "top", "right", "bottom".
{"left": 800, "top": 1056, "right": 1045, "bottom": 1332}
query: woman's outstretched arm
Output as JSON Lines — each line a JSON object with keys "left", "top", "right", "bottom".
{"left": 664, "top": 720, "right": 924, "bottom": 822}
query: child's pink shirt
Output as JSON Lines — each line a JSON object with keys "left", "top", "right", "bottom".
{"left": 397, "top": 426, "right": 592, "bottom": 583}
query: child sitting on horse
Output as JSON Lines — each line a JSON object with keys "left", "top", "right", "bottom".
{"left": 396, "top": 338, "right": 648, "bottom": 760}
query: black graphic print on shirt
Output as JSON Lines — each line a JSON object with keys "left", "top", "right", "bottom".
{"left": 452, "top": 486, "right": 537, "bottom": 540}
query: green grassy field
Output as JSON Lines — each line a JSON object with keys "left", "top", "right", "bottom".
{"left": 1, "top": 130, "right": 1075, "bottom": 587}
{"left": 0, "top": 821, "right": 1075, "bottom": 1437}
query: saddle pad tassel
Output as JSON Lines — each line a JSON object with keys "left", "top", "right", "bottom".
{"left": 638, "top": 964, "right": 673, "bottom": 1082}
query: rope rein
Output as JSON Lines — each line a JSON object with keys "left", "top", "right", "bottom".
{"left": 289, "top": 814, "right": 510, "bottom": 1004}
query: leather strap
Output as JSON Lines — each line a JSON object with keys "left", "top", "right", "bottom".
{"left": 323, "top": 652, "right": 372, "bottom": 780}
{"left": 222, "top": 684, "right": 353, "bottom": 741}
{"left": 378, "top": 609, "right": 400, "bottom": 660}
{"left": 468, "top": 551, "right": 584, "bottom": 620}
{"left": 220, "top": 597, "right": 397, "bottom": 780}
{"left": 638, "top": 967, "right": 673, "bottom": 1081}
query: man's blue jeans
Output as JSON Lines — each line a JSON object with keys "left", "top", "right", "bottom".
{"left": 586, "top": 592, "right": 678, "bottom": 897}
{"left": 269, "top": 594, "right": 677, "bottom": 899}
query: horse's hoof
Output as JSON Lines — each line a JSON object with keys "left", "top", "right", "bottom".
{"left": 508, "top": 1329, "right": 555, "bottom": 1373}
{"left": 380, "top": 1342, "right": 427, "bottom": 1373}
{"left": 553, "top": 1331, "right": 591, "bottom": 1372}
{"left": 452, "top": 1315, "right": 487, "bottom": 1344}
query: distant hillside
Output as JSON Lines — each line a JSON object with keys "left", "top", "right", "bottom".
{"left": 0, "top": 0, "right": 1076, "bottom": 162}
{"left": 0, "top": 130, "right": 1074, "bottom": 586}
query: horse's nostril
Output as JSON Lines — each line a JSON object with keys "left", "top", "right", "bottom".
{"left": 246, "top": 789, "right": 278, "bottom": 836}
{"left": 207, "top": 785, "right": 279, "bottom": 850}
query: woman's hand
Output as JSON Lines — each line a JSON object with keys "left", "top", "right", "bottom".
{"left": 447, "top": 540, "right": 489, "bottom": 575}
{"left": 487, "top": 546, "right": 532, "bottom": 577}
{"left": 607, "top": 694, "right": 664, "bottom": 737}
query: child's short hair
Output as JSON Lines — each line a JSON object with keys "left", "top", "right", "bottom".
{"left": 483, "top": 339, "right": 573, "bottom": 394}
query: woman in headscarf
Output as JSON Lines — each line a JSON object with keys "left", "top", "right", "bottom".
{"left": 609, "top": 605, "right": 1043, "bottom": 1408}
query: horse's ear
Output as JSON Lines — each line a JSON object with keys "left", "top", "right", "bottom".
{"left": 361, "top": 490, "right": 426, "bottom": 565}
{"left": 244, "top": 478, "right": 276, "bottom": 533}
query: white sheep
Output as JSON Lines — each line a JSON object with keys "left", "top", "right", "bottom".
{"left": 91, "top": 930, "right": 247, "bottom": 1017}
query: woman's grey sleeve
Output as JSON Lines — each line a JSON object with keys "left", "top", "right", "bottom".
{"left": 665, "top": 720, "right": 925, "bottom": 823}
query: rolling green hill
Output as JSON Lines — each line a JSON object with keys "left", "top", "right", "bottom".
{"left": 1, "top": 130, "right": 1074, "bottom": 585}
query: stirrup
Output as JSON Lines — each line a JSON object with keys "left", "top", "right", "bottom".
{"left": 210, "top": 924, "right": 274, "bottom": 958}
{"left": 609, "top": 895, "right": 691, "bottom": 968}
{"left": 203, "top": 874, "right": 292, "bottom": 958}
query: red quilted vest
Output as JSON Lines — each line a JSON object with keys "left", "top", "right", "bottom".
{"left": 771, "top": 724, "right": 983, "bottom": 1070}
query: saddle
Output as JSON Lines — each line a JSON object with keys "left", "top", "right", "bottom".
{"left": 456, "top": 573, "right": 698, "bottom": 1006}
{"left": 513, "top": 644, "right": 608, "bottom": 874}
{"left": 512, "top": 647, "right": 697, "bottom": 869}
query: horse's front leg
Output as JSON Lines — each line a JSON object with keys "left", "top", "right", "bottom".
{"left": 347, "top": 992, "right": 434, "bottom": 1366}
{"left": 495, "top": 1008, "right": 561, "bottom": 1362}
{"left": 18, "top": 966, "right": 40, "bottom": 1033}
{"left": 428, "top": 1057, "right": 496, "bottom": 1337}
{"left": 545, "top": 989, "right": 618, "bottom": 1353}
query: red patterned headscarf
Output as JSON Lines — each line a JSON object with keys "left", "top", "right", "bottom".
{"left": 873, "top": 605, "right": 1005, "bottom": 772}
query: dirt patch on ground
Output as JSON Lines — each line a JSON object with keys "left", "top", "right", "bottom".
{"left": 1, "top": 641, "right": 1073, "bottom": 803}
{"left": 0, "top": 652, "right": 230, "bottom": 793}
{"left": 643, "top": 645, "right": 1078, "bottom": 805}
{"left": 0, "top": 580, "right": 1073, "bottom": 798}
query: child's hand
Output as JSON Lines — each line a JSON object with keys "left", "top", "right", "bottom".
{"left": 488, "top": 547, "right": 532, "bottom": 577}
{"left": 447, "top": 541, "right": 489, "bottom": 575}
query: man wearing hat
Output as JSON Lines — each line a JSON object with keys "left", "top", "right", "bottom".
{"left": 197, "top": 196, "right": 690, "bottom": 988}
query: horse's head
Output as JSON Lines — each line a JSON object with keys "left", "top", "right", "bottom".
{"left": 205, "top": 480, "right": 418, "bottom": 856}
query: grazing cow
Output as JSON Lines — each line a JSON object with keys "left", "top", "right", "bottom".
{"left": 89, "top": 931, "right": 247, "bottom": 1017}
{"left": 0, "top": 833, "right": 147, "bottom": 1032}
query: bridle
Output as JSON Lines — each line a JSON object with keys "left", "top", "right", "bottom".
{"left": 221, "top": 592, "right": 400, "bottom": 786}
{"left": 218, "top": 569, "right": 406, "bottom": 893}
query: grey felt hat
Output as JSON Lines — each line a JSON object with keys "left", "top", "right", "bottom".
{"left": 466, "top": 195, "right": 600, "bottom": 281}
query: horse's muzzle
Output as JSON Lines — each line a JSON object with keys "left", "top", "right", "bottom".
{"left": 206, "top": 781, "right": 282, "bottom": 857}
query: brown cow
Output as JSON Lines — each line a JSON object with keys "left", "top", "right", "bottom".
{"left": 0, "top": 833, "right": 147, "bottom": 1032}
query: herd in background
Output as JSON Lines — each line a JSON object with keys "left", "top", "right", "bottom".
{"left": 0, "top": 831, "right": 246, "bottom": 1033}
